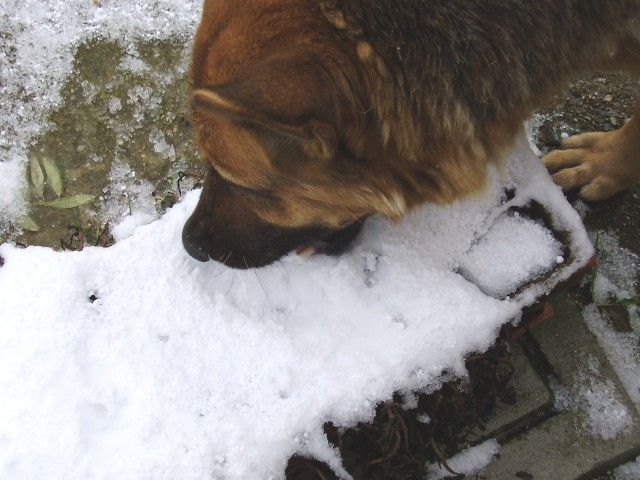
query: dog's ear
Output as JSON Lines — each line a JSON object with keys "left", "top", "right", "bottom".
{"left": 192, "top": 60, "right": 338, "bottom": 161}
{"left": 192, "top": 88, "right": 337, "bottom": 160}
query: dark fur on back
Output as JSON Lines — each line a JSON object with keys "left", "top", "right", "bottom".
{"left": 329, "top": 1, "right": 639, "bottom": 137}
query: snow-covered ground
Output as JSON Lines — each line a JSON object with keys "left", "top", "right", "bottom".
{"left": 0, "top": 140, "right": 595, "bottom": 479}
{"left": 0, "top": 1, "right": 624, "bottom": 479}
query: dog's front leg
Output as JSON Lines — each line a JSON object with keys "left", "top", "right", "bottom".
{"left": 543, "top": 95, "right": 640, "bottom": 200}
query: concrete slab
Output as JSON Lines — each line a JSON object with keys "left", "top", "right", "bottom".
{"left": 467, "top": 342, "right": 554, "bottom": 444}
{"left": 479, "top": 293, "right": 640, "bottom": 479}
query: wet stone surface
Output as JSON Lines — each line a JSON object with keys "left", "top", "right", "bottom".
{"left": 7, "top": 37, "right": 203, "bottom": 249}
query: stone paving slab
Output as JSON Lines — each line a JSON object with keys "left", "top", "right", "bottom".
{"left": 477, "top": 293, "right": 640, "bottom": 479}
{"left": 467, "top": 341, "right": 553, "bottom": 445}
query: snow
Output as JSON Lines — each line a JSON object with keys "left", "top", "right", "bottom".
{"left": 100, "top": 160, "right": 158, "bottom": 226}
{"left": 583, "top": 305, "right": 640, "bottom": 409}
{"left": 550, "top": 352, "right": 633, "bottom": 441}
{"left": 572, "top": 358, "right": 633, "bottom": 440}
{"left": 459, "top": 212, "right": 564, "bottom": 298}
{"left": 614, "top": 455, "right": 640, "bottom": 480}
{"left": 425, "top": 439, "right": 500, "bottom": 479}
{"left": 0, "top": 138, "right": 594, "bottom": 479}
{"left": 578, "top": 378, "right": 632, "bottom": 440}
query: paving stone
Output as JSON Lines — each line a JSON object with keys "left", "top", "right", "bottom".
{"left": 482, "top": 410, "right": 640, "bottom": 480}
{"left": 469, "top": 342, "right": 553, "bottom": 443}
{"left": 480, "top": 293, "right": 640, "bottom": 479}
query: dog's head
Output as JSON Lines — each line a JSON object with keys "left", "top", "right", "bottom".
{"left": 181, "top": 78, "right": 376, "bottom": 268}
{"left": 182, "top": 1, "right": 408, "bottom": 268}
{"left": 182, "top": 1, "right": 527, "bottom": 268}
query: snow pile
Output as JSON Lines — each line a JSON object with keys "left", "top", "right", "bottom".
{"left": 0, "top": 0, "right": 201, "bottom": 229}
{"left": 459, "top": 212, "right": 564, "bottom": 298}
{"left": 0, "top": 138, "right": 594, "bottom": 479}
{"left": 425, "top": 439, "right": 500, "bottom": 480}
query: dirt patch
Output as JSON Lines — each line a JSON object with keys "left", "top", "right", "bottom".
{"left": 286, "top": 333, "right": 514, "bottom": 480}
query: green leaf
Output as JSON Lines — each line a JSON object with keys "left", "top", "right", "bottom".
{"left": 34, "top": 194, "right": 95, "bottom": 209}
{"left": 29, "top": 158, "right": 45, "bottom": 199}
{"left": 41, "top": 157, "right": 63, "bottom": 198}
{"left": 18, "top": 215, "right": 40, "bottom": 232}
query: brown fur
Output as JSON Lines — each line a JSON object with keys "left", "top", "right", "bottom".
{"left": 182, "top": 0, "right": 640, "bottom": 268}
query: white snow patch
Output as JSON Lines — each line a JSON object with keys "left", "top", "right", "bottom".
{"left": 460, "top": 212, "right": 563, "bottom": 298}
{"left": 550, "top": 343, "right": 634, "bottom": 439}
{"left": 149, "top": 128, "right": 177, "bottom": 160}
{"left": 108, "top": 97, "right": 122, "bottom": 115}
{"left": 110, "top": 211, "right": 156, "bottom": 241}
{"left": 98, "top": 160, "right": 158, "bottom": 226}
{"left": 0, "top": 138, "right": 595, "bottom": 479}
{"left": 426, "top": 439, "right": 500, "bottom": 479}
{"left": 571, "top": 356, "right": 632, "bottom": 440}
{"left": 583, "top": 305, "right": 640, "bottom": 408}
{"left": 577, "top": 378, "right": 632, "bottom": 439}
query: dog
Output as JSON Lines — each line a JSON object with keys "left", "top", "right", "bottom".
{"left": 182, "top": 0, "right": 640, "bottom": 269}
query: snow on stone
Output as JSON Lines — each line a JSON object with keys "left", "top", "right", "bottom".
{"left": 0, "top": 0, "right": 201, "bottom": 231}
{"left": 614, "top": 455, "right": 640, "bottom": 480}
{"left": 577, "top": 377, "right": 632, "bottom": 440}
{"left": 98, "top": 160, "right": 158, "bottom": 226}
{"left": 425, "top": 439, "right": 500, "bottom": 479}
{"left": 549, "top": 376, "right": 573, "bottom": 413}
{"left": 583, "top": 305, "right": 640, "bottom": 409}
{"left": 580, "top": 232, "right": 640, "bottom": 410}
{"left": 571, "top": 356, "right": 632, "bottom": 440}
{"left": 590, "top": 231, "right": 639, "bottom": 303}
{"left": 459, "top": 212, "right": 563, "bottom": 298}
{"left": 0, "top": 138, "right": 594, "bottom": 479}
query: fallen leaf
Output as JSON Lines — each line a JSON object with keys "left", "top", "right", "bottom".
{"left": 41, "top": 157, "right": 63, "bottom": 198}
{"left": 35, "top": 194, "right": 95, "bottom": 209}
{"left": 29, "top": 158, "right": 45, "bottom": 199}
{"left": 19, "top": 215, "right": 40, "bottom": 232}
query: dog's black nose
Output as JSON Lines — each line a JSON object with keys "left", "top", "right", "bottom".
{"left": 182, "top": 225, "right": 210, "bottom": 262}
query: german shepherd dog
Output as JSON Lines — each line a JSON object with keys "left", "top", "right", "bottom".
{"left": 182, "top": 0, "right": 640, "bottom": 268}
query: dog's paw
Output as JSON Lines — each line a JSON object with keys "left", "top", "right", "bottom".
{"left": 543, "top": 128, "right": 640, "bottom": 201}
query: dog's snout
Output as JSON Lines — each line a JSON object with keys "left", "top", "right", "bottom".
{"left": 182, "top": 223, "right": 210, "bottom": 262}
